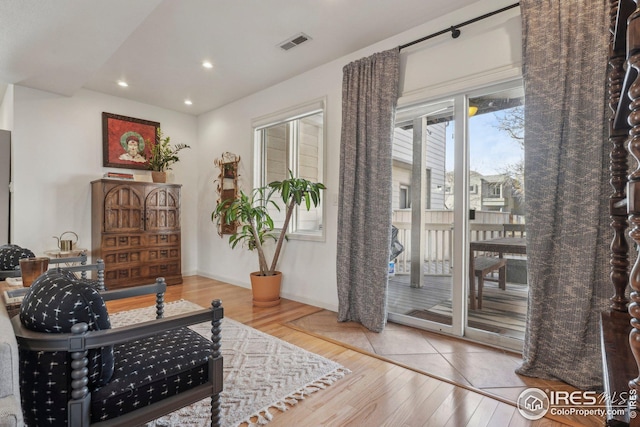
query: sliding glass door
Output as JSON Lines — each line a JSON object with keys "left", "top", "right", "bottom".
{"left": 387, "top": 80, "right": 526, "bottom": 351}
{"left": 388, "top": 97, "right": 460, "bottom": 336}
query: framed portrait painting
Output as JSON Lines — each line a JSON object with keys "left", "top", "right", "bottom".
{"left": 102, "top": 112, "right": 160, "bottom": 170}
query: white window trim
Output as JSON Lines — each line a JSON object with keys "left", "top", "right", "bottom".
{"left": 252, "top": 97, "right": 326, "bottom": 131}
{"left": 252, "top": 97, "right": 327, "bottom": 242}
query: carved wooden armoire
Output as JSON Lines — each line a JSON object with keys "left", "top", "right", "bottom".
{"left": 602, "top": 1, "right": 640, "bottom": 426}
{"left": 91, "top": 179, "right": 182, "bottom": 290}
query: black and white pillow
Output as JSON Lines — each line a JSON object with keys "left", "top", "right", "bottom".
{"left": 20, "top": 268, "right": 114, "bottom": 385}
{"left": 0, "top": 244, "right": 35, "bottom": 271}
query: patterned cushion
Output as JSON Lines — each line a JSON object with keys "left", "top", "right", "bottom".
{"left": 0, "top": 244, "right": 35, "bottom": 271}
{"left": 91, "top": 327, "right": 213, "bottom": 422}
{"left": 18, "top": 269, "right": 114, "bottom": 427}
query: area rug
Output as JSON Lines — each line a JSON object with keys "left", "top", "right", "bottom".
{"left": 108, "top": 300, "right": 350, "bottom": 427}
{"left": 406, "top": 283, "right": 527, "bottom": 340}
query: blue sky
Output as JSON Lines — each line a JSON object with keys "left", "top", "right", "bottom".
{"left": 446, "top": 109, "right": 524, "bottom": 176}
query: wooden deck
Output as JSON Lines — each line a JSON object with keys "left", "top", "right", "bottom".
{"left": 388, "top": 273, "right": 528, "bottom": 341}
{"left": 388, "top": 273, "right": 451, "bottom": 314}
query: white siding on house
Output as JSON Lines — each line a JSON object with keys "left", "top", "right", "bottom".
{"left": 299, "top": 117, "right": 321, "bottom": 181}
{"left": 265, "top": 124, "right": 287, "bottom": 183}
{"left": 392, "top": 121, "right": 447, "bottom": 211}
{"left": 426, "top": 122, "right": 447, "bottom": 210}
{"left": 392, "top": 162, "right": 411, "bottom": 210}
{"left": 297, "top": 116, "right": 323, "bottom": 232}
{"left": 392, "top": 128, "right": 412, "bottom": 164}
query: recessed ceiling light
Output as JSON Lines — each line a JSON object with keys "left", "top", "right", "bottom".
{"left": 202, "top": 61, "right": 213, "bottom": 69}
{"left": 184, "top": 100, "right": 193, "bottom": 105}
{"left": 117, "top": 80, "right": 128, "bottom": 87}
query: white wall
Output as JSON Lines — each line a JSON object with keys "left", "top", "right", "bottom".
{"left": 0, "top": 84, "right": 13, "bottom": 131}
{"left": 196, "top": 1, "right": 522, "bottom": 311}
{"left": 11, "top": 87, "right": 199, "bottom": 274}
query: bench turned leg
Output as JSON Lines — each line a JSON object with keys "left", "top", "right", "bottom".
{"left": 477, "top": 275, "right": 484, "bottom": 309}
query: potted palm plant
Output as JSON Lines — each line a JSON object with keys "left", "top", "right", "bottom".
{"left": 147, "top": 129, "right": 190, "bottom": 183}
{"left": 212, "top": 172, "right": 325, "bottom": 306}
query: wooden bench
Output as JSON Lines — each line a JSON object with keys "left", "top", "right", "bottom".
{"left": 471, "top": 256, "right": 507, "bottom": 309}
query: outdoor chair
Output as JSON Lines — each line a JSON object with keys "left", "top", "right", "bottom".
{"left": 12, "top": 269, "right": 224, "bottom": 427}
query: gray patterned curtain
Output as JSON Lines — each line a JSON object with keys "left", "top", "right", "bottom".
{"left": 337, "top": 48, "right": 400, "bottom": 332}
{"left": 516, "top": 1, "right": 611, "bottom": 389}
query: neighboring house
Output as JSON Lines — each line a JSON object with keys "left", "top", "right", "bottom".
{"left": 478, "top": 173, "right": 524, "bottom": 214}
{"left": 392, "top": 120, "right": 524, "bottom": 217}
{"left": 445, "top": 171, "right": 524, "bottom": 214}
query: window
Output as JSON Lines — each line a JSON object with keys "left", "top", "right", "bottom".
{"left": 254, "top": 99, "right": 325, "bottom": 240}
{"left": 399, "top": 184, "right": 411, "bottom": 209}
{"left": 487, "top": 183, "right": 502, "bottom": 198}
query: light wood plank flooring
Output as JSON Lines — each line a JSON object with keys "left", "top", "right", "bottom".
{"left": 104, "top": 276, "right": 599, "bottom": 427}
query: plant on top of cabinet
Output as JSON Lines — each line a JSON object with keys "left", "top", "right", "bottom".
{"left": 147, "top": 129, "right": 190, "bottom": 182}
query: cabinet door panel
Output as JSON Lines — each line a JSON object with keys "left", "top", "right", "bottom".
{"left": 145, "top": 187, "right": 180, "bottom": 231}
{"left": 104, "top": 185, "right": 144, "bottom": 232}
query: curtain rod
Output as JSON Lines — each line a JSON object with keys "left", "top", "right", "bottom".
{"left": 398, "top": 2, "right": 520, "bottom": 51}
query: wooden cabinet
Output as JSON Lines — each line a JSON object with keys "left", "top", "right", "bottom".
{"left": 91, "top": 179, "right": 182, "bottom": 289}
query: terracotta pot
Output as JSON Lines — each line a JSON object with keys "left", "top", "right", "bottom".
{"left": 151, "top": 171, "right": 167, "bottom": 183}
{"left": 250, "top": 271, "right": 282, "bottom": 307}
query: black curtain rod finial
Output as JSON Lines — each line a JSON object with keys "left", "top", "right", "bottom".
{"left": 451, "top": 27, "right": 461, "bottom": 38}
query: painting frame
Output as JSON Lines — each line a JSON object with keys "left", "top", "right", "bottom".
{"left": 102, "top": 112, "right": 160, "bottom": 170}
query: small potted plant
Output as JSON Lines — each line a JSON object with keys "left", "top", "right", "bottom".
{"left": 212, "top": 171, "right": 325, "bottom": 306}
{"left": 147, "top": 129, "right": 190, "bottom": 182}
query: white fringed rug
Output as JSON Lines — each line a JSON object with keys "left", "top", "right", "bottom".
{"left": 108, "top": 300, "right": 350, "bottom": 427}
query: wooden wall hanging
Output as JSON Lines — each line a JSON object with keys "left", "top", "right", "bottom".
{"left": 214, "top": 152, "right": 240, "bottom": 236}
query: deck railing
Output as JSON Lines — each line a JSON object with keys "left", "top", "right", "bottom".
{"left": 392, "top": 221, "right": 525, "bottom": 276}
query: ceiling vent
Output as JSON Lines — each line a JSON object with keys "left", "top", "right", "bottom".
{"left": 278, "top": 33, "right": 311, "bottom": 51}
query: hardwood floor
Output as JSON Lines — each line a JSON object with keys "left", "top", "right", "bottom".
{"left": 104, "top": 276, "right": 597, "bottom": 427}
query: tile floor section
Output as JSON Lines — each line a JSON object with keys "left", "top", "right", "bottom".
{"left": 287, "top": 310, "right": 592, "bottom": 407}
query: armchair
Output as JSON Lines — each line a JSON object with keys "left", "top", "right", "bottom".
{"left": 12, "top": 269, "right": 223, "bottom": 426}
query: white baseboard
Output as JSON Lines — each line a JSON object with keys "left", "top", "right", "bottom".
{"left": 193, "top": 270, "right": 337, "bottom": 312}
